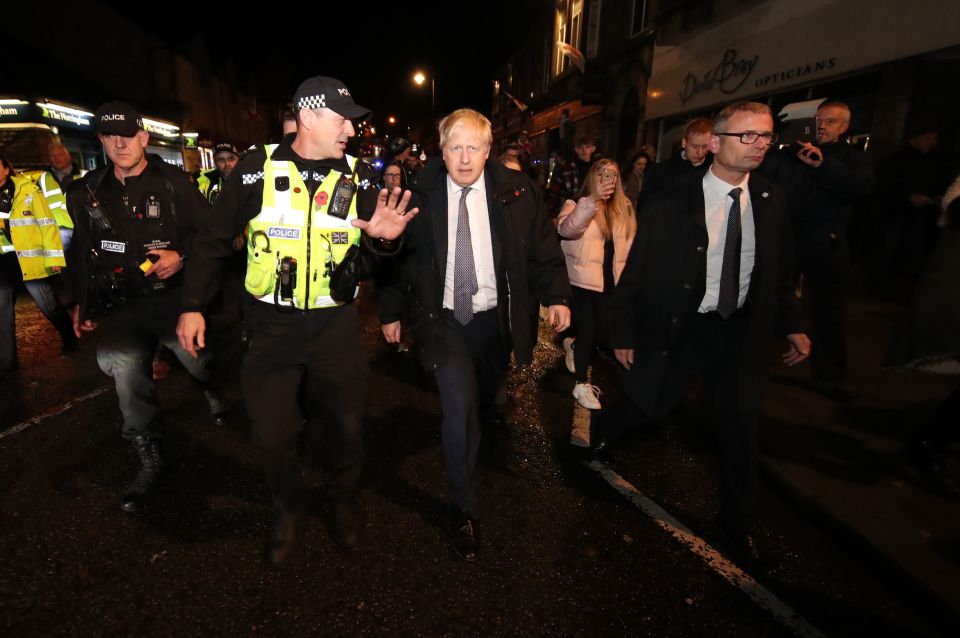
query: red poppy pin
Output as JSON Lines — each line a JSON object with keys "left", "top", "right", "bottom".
{"left": 316, "top": 191, "right": 329, "bottom": 207}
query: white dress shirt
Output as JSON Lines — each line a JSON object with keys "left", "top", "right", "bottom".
{"left": 443, "top": 172, "right": 498, "bottom": 313}
{"left": 698, "top": 166, "right": 755, "bottom": 313}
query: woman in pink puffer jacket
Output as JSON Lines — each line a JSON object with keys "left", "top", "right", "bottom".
{"left": 556, "top": 159, "right": 636, "bottom": 410}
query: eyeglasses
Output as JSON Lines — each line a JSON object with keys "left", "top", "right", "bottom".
{"left": 716, "top": 131, "right": 778, "bottom": 145}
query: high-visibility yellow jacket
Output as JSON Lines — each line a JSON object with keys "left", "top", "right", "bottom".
{"left": 197, "top": 170, "right": 223, "bottom": 204}
{"left": 244, "top": 146, "right": 362, "bottom": 309}
{"left": 0, "top": 175, "right": 67, "bottom": 280}
{"left": 37, "top": 171, "right": 76, "bottom": 229}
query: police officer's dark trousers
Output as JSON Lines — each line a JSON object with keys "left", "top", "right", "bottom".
{"left": 241, "top": 301, "right": 368, "bottom": 516}
{"left": 96, "top": 287, "right": 215, "bottom": 439}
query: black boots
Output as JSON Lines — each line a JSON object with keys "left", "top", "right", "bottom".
{"left": 122, "top": 436, "right": 163, "bottom": 512}
{"left": 203, "top": 389, "right": 230, "bottom": 426}
{"left": 902, "top": 439, "right": 960, "bottom": 500}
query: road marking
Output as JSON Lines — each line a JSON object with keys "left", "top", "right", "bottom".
{"left": 0, "top": 386, "right": 111, "bottom": 442}
{"left": 588, "top": 460, "right": 827, "bottom": 638}
{"left": 571, "top": 404, "right": 590, "bottom": 447}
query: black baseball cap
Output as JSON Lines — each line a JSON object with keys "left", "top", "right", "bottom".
{"left": 293, "top": 76, "right": 371, "bottom": 119}
{"left": 388, "top": 137, "right": 411, "bottom": 155}
{"left": 213, "top": 142, "right": 239, "bottom": 157}
{"left": 94, "top": 101, "right": 143, "bottom": 136}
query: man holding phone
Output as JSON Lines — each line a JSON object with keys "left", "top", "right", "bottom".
{"left": 793, "top": 101, "right": 875, "bottom": 401}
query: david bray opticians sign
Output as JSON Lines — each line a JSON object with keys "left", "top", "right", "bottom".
{"left": 679, "top": 49, "right": 838, "bottom": 105}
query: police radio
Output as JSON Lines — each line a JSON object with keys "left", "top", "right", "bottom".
{"left": 279, "top": 256, "right": 297, "bottom": 302}
{"left": 86, "top": 200, "right": 114, "bottom": 234}
{"left": 85, "top": 175, "right": 114, "bottom": 234}
{"left": 326, "top": 172, "right": 357, "bottom": 220}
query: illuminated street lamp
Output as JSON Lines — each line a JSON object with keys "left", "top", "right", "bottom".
{"left": 412, "top": 70, "right": 435, "bottom": 112}
{"left": 388, "top": 115, "right": 396, "bottom": 125}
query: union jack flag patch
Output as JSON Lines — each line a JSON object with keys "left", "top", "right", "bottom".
{"left": 331, "top": 231, "right": 350, "bottom": 244}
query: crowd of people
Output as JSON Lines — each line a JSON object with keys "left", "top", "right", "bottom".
{"left": 1, "top": 76, "right": 957, "bottom": 569}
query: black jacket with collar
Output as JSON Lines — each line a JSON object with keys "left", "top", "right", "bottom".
{"left": 793, "top": 140, "right": 874, "bottom": 266}
{"left": 610, "top": 170, "right": 802, "bottom": 414}
{"left": 65, "top": 156, "right": 208, "bottom": 316}
{"left": 377, "top": 157, "right": 571, "bottom": 370}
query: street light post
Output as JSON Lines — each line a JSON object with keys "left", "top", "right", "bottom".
{"left": 413, "top": 70, "right": 435, "bottom": 112}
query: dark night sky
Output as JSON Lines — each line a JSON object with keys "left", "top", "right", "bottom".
{"left": 111, "top": 1, "right": 552, "bottom": 131}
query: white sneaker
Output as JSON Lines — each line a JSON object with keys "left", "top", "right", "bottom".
{"left": 572, "top": 382, "right": 602, "bottom": 410}
{"left": 562, "top": 337, "right": 576, "bottom": 374}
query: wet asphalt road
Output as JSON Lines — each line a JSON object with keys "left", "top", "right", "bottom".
{"left": 0, "top": 289, "right": 944, "bottom": 636}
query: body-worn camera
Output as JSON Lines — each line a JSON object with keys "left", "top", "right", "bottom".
{"left": 327, "top": 174, "right": 357, "bottom": 219}
{"left": 279, "top": 256, "right": 297, "bottom": 301}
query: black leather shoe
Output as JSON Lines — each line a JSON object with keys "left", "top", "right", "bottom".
{"left": 449, "top": 512, "right": 478, "bottom": 562}
{"left": 588, "top": 437, "right": 613, "bottom": 464}
{"left": 268, "top": 511, "right": 302, "bottom": 566}
{"left": 901, "top": 441, "right": 960, "bottom": 500}
{"left": 587, "top": 415, "right": 613, "bottom": 464}
{"left": 332, "top": 499, "right": 364, "bottom": 549}
{"left": 712, "top": 524, "right": 759, "bottom": 568}
{"left": 204, "top": 390, "right": 230, "bottom": 426}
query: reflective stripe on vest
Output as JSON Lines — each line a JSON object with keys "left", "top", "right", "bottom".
{"left": 39, "top": 172, "right": 74, "bottom": 229}
{"left": 245, "top": 145, "right": 362, "bottom": 309}
{"left": 8, "top": 217, "right": 57, "bottom": 227}
{"left": 17, "top": 249, "right": 63, "bottom": 258}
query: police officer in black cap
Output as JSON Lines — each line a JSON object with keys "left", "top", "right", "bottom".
{"left": 177, "top": 76, "right": 418, "bottom": 565}
{"left": 198, "top": 142, "right": 241, "bottom": 204}
{"left": 65, "top": 101, "right": 229, "bottom": 513}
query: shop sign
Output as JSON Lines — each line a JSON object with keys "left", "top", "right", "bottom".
{"left": 753, "top": 58, "right": 837, "bottom": 90}
{"left": 678, "top": 48, "right": 839, "bottom": 106}
{"left": 37, "top": 102, "right": 94, "bottom": 130}
{"left": 0, "top": 100, "right": 31, "bottom": 123}
{"left": 680, "top": 49, "right": 757, "bottom": 105}
{"left": 142, "top": 118, "right": 180, "bottom": 139}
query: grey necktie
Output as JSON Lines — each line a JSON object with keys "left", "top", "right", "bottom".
{"left": 716, "top": 187, "right": 743, "bottom": 319}
{"left": 453, "top": 187, "right": 478, "bottom": 325}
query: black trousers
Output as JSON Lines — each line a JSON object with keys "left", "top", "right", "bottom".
{"left": 570, "top": 285, "right": 610, "bottom": 383}
{"left": 601, "top": 310, "right": 760, "bottom": 537}
{"left": 433, "top": 309, "right": 508, "bottom": 518}
{"left": 242, "top": 301, "right": 368, "bottom": 515}
{"left": 804, "top": 261, "right": 848, "bottom": 384}
{"left": 0, "top": 255, "right": 76, "bottom": 371}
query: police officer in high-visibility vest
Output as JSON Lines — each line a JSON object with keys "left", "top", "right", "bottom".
{"left": 65, "top": 102, "right": 229, "bottom": 513}
{"left": 197, "top": 142, "right": 240, "bottom": 204}
{"left": 177, "top": 76, "right": 419, "bottom": 565}
{"left": 0, "top": 154, "right": 76, "bottom": 374}
{"left": 38, "top": 143, "right": 80, "bottom": 251}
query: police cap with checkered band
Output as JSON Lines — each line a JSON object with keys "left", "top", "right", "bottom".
{"left": 293, "top": 76, "right": 371, "bottom": 120}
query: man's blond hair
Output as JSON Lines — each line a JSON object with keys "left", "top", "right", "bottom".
{"left": 439, "top": 109, "right": 493, "bottom": 149}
